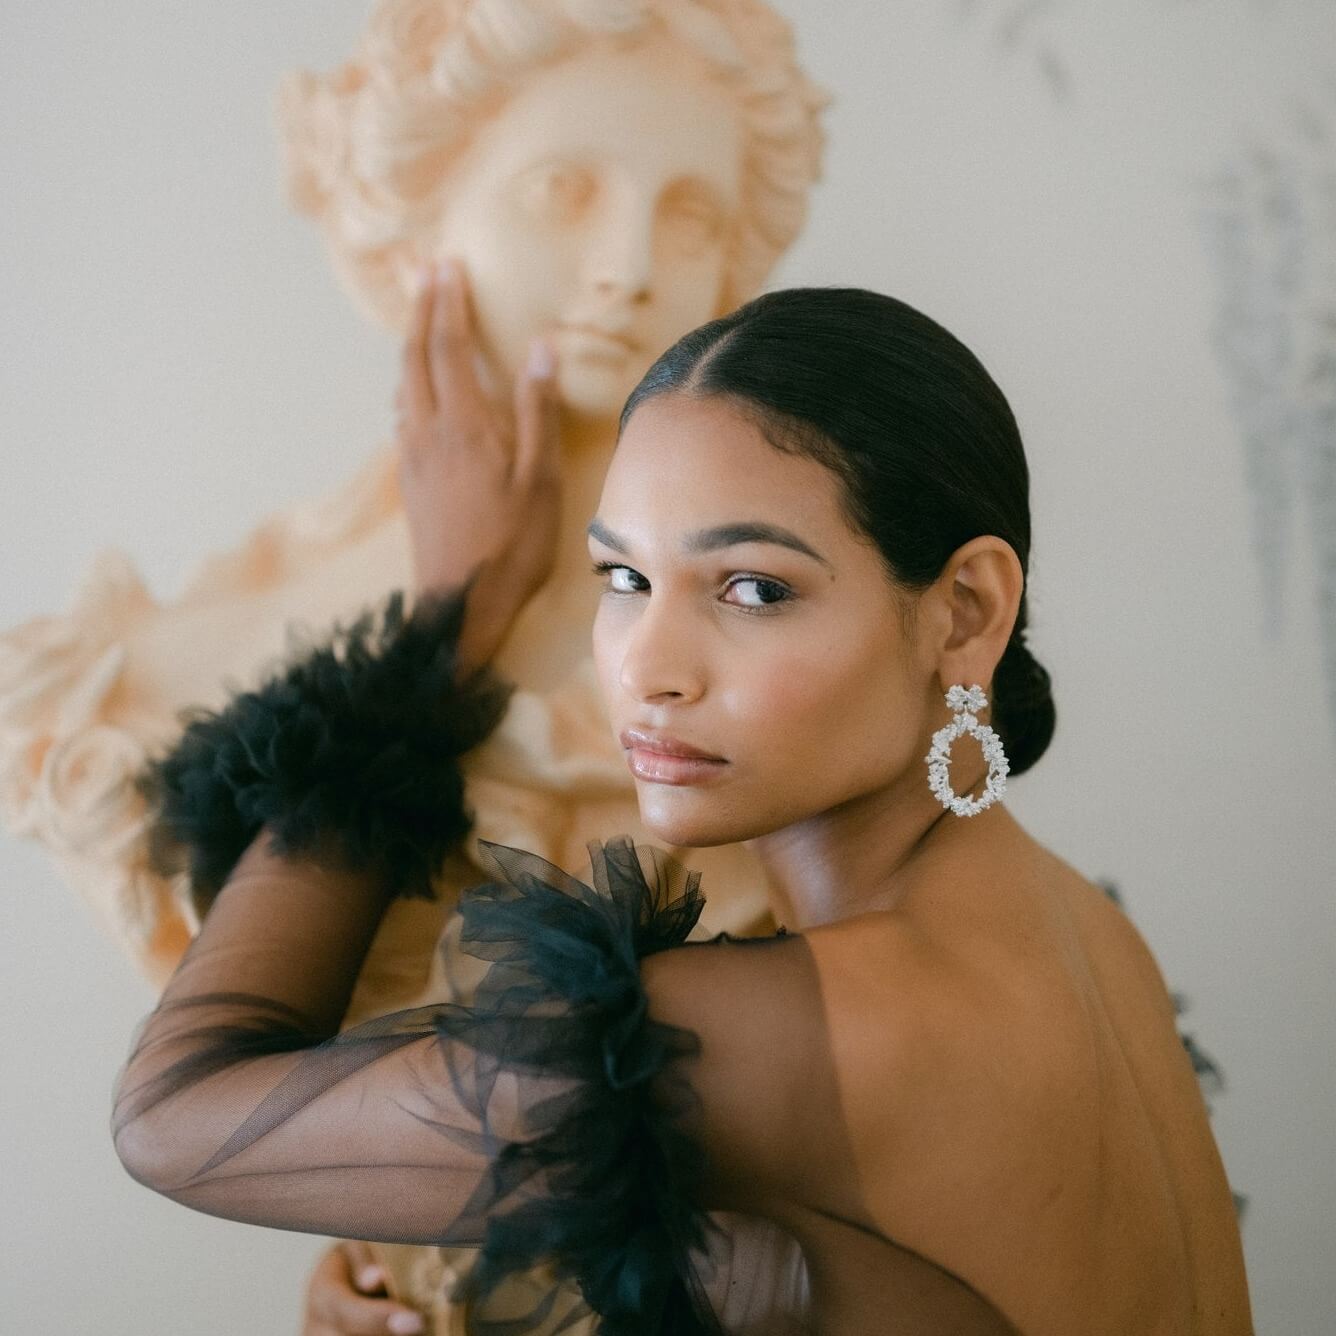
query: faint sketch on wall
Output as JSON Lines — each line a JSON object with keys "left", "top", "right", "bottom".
{"left": 1097, "top": 878, "right": 1249, "bottom": 1222}
{"left": 1195, "top": 79, "right": 1336, "bottom": 747}
{"left": 954, "top": 0, "right": 1072, "bottom": 103}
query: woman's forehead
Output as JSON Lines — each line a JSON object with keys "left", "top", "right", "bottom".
{"left": 602, "top": 397, "right": 850, "bottom": 540}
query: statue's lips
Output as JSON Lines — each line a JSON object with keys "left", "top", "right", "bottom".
{"left": 558, "top": 323, "right": 640, "bottom": 356}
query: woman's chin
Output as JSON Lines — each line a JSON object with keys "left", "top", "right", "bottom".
{"left": 636, "top": 792, "right": 768, "bottom": 850}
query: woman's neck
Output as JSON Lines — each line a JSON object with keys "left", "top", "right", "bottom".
{"left": 747, "top": 756, "right": 1009, "bottom": 931}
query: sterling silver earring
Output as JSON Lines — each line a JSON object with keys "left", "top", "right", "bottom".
{"left": 925, "top": 683, "right": 1010, "bottom": 817}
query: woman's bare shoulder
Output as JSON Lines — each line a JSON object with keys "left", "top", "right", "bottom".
{"left": 800, "top": 862, "right": 1110, "bottom": 1169}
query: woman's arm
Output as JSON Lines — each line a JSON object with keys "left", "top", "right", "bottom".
{"left": 110, "top": 536, "right": 533, "bottom": 1236}
{"left": 396, "top": 259, "right": 560, "bottom": 678}
{"left": 111, "top": 828, "right": 857, "bottom": 1330}
{"left": 110, "top": 832, "right": 464, "bottom": 1233}
{"left": 113, "top": 255, "right": 565, "bottom": 1226}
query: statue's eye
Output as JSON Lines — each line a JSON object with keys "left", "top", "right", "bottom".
{"left": 660, "top": 182, "right": 727, "bottom": 254}
{"left": 517, "top": 163, "right": 596, "bottom": 222}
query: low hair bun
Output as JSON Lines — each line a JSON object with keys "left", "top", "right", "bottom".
{"left": 990, "top": 634, "right": 1055, "bottom": 779}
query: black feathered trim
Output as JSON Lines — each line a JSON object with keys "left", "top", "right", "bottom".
{"left": 139, "top": 587, "right": 513, "bottom": 912}
{"left": 436, "top": 837, "right": 724, "bottom": 1335}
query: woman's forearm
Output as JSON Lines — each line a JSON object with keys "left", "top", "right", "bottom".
{"left": 110, "top": 588, "right": 515, "bottom": 1221}
{"left": 111, "top": 832, "right": 395, "bottom": 1191}
{"left": 160, "top": 833, "right": 393, "bottom": 1034}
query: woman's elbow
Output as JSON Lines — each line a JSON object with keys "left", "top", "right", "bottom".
{"left": 110, "top": 1076, "right": 191, "bottom": 1196}
{"left": 111, "top": 1110, "right": 174, "bottom": 1193}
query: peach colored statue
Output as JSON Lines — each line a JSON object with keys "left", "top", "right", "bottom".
{"left": 0, "top": 0, "right": 825, "bottom": 1327}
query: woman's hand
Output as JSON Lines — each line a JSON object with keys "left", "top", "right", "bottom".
{"left": 395, "top": 258, "right": 562, "bottom": 677}
{"left": 302, "top": 1240, "right": 428, "bottom": 1336}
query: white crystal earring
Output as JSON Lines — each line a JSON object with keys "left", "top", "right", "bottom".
{"left": 925, "top": 683, "right": 1010, "bottom": 817}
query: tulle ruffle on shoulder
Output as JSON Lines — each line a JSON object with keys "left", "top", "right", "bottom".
{"left": 436, "top": 836, "right": 724, "bottom": 1333}
{"left": 113, "top": 835, "right": 742, "bottom": 1334}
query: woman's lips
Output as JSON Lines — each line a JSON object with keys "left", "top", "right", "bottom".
{"left": 620, "top": 728, "right": 728, "bottom": 787}
{"left": 626, "top": 750, "right": 728, "bottom": 785}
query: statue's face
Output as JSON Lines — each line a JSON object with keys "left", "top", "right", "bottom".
{"left": 429, "top": 33, "right": 744, "bottom": 420}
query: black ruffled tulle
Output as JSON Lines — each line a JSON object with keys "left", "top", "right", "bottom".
{"left": 113, "top": 834, "right": 732, "bottom": 1334}
{"left": 138, "top": 588, "right": 512, "bottom": 911}
{"left": 124, "top": 583, "right": 731, "bottom": 1327}
{"left": 439, "top": 837, "right": 723, "bottom": 1335}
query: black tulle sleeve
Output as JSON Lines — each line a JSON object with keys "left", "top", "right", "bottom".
{"left": 112, "top": 833, "right": 819, "bottom": 1334}
{"left": 116, "top": 585, "right": 825, "bottom": 1331}
{"left": 435, "top": 838, "right": 728, "bottom": 1331}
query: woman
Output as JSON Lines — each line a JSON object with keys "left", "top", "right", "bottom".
{"left": 113, "top": 284, "right": 1252, "bottom": 1334}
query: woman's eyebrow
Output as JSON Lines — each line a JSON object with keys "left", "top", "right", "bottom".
{"left": 587, "top": 518, "right": 830, "bottom": 568}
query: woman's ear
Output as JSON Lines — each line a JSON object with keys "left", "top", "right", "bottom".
{"left": 935, "top": 536, "right": 1024, "bottom": 694}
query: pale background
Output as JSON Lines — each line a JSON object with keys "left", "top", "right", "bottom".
{"left": 2, "top": 2, "right": 1333, "bottom": 1332}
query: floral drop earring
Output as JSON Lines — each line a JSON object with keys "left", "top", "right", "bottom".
{"left": 925, "top": 683, "right": 1010, "bottom": 817}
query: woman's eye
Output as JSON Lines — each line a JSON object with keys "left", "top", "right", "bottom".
{"left": 591, "top": 563, "right": 790, "bottom": 610}
{"left": 591, "top": 561, "right": 648, "bottom": 594}
{"left": 724, "top": 577, "right": 792, "bottom": 610}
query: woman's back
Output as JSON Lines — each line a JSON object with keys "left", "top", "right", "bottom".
{"left": 112, "top": 279, "right": 1256, "bottom": 1335}
{"left": 110, "top": 805, "right": 1254, "bottom": 1335}
{"left": 781, "top": 812, "right": 1251, "bottom": 1334}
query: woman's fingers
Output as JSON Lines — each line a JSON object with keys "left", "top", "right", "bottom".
{"left": 513, "top": 338, "right": 560, "bottom": 486}
{"left": 427, "top": 258, "right": 490, "bottom": 426}
{"left": 303, "top": 1241, "right": 426, "bottom": 1335}
{"left": 399, "top": 269, "right": 437, "bottom": 429}
{"left": 393, "top": 253, "right": 563, "bottom": 610}
{"left": 341, "top": 1239, "right": 385, "bottom": 1292}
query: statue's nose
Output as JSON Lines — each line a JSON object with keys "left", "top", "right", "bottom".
{"left": 584, "top": 189, "right": 655, "bottom": 305}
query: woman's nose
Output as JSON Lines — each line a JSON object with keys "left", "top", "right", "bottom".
{"left": 617, "top": 598, "right": 705, "bottom": 704}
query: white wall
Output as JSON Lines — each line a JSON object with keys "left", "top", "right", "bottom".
{"left": 2, "top": 2, "right": 1332, "bottom": 1332}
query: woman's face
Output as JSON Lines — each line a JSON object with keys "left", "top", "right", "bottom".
{"left": 590, "top": 393, "right": 934, "bottom": 848}
{"left": 430, "top": 34, "right": 743, "bottom": 420}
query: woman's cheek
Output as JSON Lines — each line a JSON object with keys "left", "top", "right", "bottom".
{"left": 592, "top": 602, "right": 642, "bottom": 706}
{"left": 749, "top": 644, "right": 890, "bottom": 787}
{"left": 591, "top": 611, "right": 619, "bottom": 701}
{"left": 721, "top": 650, "right": 825, "bottom": 751}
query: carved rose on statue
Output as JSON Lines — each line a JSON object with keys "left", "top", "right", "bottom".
{"left": 0, "top": 618, "right": 84, "bottom": 727}
{"left": 34, "top": 724, "right": 150, "bottom": 862}
{"left": 0, "top": 551, "right": 156, "bottom": 835}
{"left": 0, "top": 640, "right": 127, "bottom": 834}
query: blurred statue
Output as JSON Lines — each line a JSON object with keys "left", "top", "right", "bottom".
{"left": 0, "top": 0, "right": 825, "bottom": 1321}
